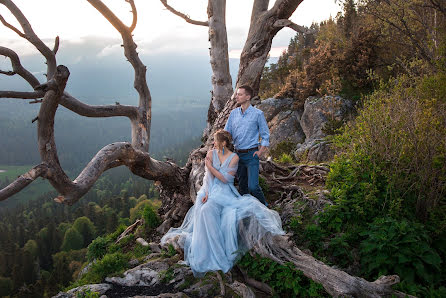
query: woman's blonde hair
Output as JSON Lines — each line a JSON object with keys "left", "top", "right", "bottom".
{"left": 214, "top": 129, "right": 234, "bottom": 151}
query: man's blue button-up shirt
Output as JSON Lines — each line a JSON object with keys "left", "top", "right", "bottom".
{"left": 224, "top": 105, "right": 270, "bottom": 150}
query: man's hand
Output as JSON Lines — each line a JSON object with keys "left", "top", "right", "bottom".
{"left": 253, "top": 146, "right": 267, "bottom": 158}
{"left": 202, "top": 192, "right": 208, "bottom": 203}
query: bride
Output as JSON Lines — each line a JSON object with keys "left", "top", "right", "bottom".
{"left": 161, "top": 129, "right": 284, "bottom": 277}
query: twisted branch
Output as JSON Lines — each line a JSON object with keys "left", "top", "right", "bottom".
{"left": 159, "top": 0, "right": 208, "bottom": 27}
{"left": 0, "top": 46, "right": 40, "bottom": 88}
{"left": 0, "top": 0, "right": 57, "bottom": 78}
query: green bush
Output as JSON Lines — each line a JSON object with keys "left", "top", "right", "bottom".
{"left": 275, "top": 153, "right": 294, "bottom": 164}
{"left": 270, "top": 141, "right": 296, "bottom": 161}
{"left": 143, "top": 204, "right": 160, "bottom": 231}
{"left": 238, "top": 254, "right": 328, "bottom": 297}
{"left": 76, "top": 288, "right": 100, "bottom": 298}
{"left": 360, "top": 217, "right": 441, "bottom": 286}
{"left": 81, "top": 252, "right": 129, "bottom": 285}
{"left": 87, "top": 236, "right": 110, "bottom": 261}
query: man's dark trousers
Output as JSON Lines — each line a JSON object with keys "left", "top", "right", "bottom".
{"left": 236, "top": 149, "right": 267, "bottom": 206}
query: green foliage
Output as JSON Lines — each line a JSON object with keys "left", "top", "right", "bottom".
{"left": 23, "top": 239, "right": 39, "bottom": 259}
{"left": 360, "top": 217, "right": 441, "bottom": 285}
{"left": 275, "top": 153, "right": 294, "bottom": 164}
{"left": 76, "top": 288, "right": 100, "bottom": 298}
{"left": 162, "top": 244, "right": 177, "bottom": 258}
{"left": 76, "top": 252, "right": 129, "bottom": 286}
{"left": 61, "top": 228, "right": 84, "bottom": 252}
{"left": 73, "top": 217, "right": 96, "bottom": 248}
{"left": 87, "top": 236, "right": 110, "bottom": 261}
{"left": 143, "top": 204, "right": 160, "bottom": 231}
{"left": 160, "top": 267, "right": 174, "bottom": 284}
{"left": 258, "top": 175, "right": 269, "bottom": 195}
{"left": 0, "top": 276, "right": 13, "bottom": 297}
{"left": 270, "top": 141, "right": 296, "bottom": 161}
{"left": 238, "top": 254, "right": 328, "bottom": 297}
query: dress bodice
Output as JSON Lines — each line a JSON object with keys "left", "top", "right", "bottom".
{"left": 212, "top": 149, "right": 236, "bottom": 171}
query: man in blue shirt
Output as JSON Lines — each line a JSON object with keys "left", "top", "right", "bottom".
{"left": 224, "top": 85, "right": 269, "bottom": 206}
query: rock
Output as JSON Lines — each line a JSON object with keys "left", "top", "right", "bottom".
{"left": 106, "top": 260, "right": 169, "bottom": 287}
{"left": 77, "top": 259, "right": 96, "bottom": 279}
{"left": 228, "top": 281, "right": 255, "bottom": 298}
{"left": 268, "top": 110, "right": 305, "bottom": 149}
{"left": 300, "top": 95, "right": 353, "bottom": 139}
{"left": 129, "top": 258, "right": 140, "bottom": 267}
{"left": 53, "top": 283, "right": 112, "bottom": 298}
{"left": 136, "top": 237, "right": 149, "bottom": 247}
{"left": 294, "top": 139, "right": 334, "bottom": 163}
{"left": 144, "top": 253, "right": 162, "bottom": 261}
{"left": 130, "top": 294, "right": 186, "bottom": 298}
{"left": 149, "top": 242, "right": 162, "bottom": 253}
{"left": 256, "top": 98, "right": 294, "bottom": 122}
{"left": 183, "top": 280, "right": 215, "bottom": 297}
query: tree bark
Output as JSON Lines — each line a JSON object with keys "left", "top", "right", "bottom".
{"left": 204, "top": 0, "right": 233, "bottom": 139}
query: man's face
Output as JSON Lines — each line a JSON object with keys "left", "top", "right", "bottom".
{"left": 235, "top": 88, "right": 251, "bottom": 105}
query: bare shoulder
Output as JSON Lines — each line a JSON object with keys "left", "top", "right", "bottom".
{"left": 229, "top": 153, "right": 239, "bottom": 165}
{"left": 206, "top": 149, "right": 214, "bottom": 158}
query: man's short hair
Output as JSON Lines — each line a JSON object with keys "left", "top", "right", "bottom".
{"left": 238, "top": 85, "right": 253, "bottom": 99}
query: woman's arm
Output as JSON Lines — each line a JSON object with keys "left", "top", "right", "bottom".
{"left": 205, "top": 151, "right": 228, "bottom": 183}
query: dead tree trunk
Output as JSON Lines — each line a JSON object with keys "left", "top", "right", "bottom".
{"left": 0, "top": 0, "right": 187, "bottom": 204}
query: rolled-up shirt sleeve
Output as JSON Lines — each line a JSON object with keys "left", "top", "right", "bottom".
{"left": 258, "top": 111, "right": 270, "bottom": 147}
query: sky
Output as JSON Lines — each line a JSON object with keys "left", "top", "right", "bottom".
{"left": 0, "top": 0, "right": 341, "bottom": 59}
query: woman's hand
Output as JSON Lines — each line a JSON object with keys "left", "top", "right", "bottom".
{"left": 202, "top": 192, "right": 208, "bottom": 203}
{"left": 205, "top": 154, "right": 213, "bottom": 170}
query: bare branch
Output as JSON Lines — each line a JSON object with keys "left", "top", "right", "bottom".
{"left": 273, "top": 19, "right": 314, "bottom": 34}
{"left": 53, "top": 36, "right": 60, "bottom": 54}
{"left": 60, "top": 92, "right": 138, "bottom": 118}
{"left": 250, "top": 0, "right": 269, "bottom": 26}
{"left": 0, "top": 13, "right": 25, "bottom": 37}
{"left": 160, "top": 0, "right": 209, "bottom": 27}
{"left": 0, "top": 0, "right": 57, "bottom": 78}
{"left": 87, "top": 0, "right": 151, "bottom": 151}
{"left": 0, "top": 46, "right": 40, "bottom": 88}
{"left": 126, "top": 0, "right": 137, "bottom": 32}
{"left": 86, "top": 0, "right": 132, "bottom": 34}
{"left": 0, "top": 91, "right": 44, "bottom": 99}
{"left": 253, "top": 234, "right": 408, "bottom": 297}
{"left": 0, "top": 70, "right": 15, "bottom": 75}
{"left": 0, "top": 164, "right": 48, "bottom": 201}
{"left": 269, "top": 0, "right": 304, "bottom": 19}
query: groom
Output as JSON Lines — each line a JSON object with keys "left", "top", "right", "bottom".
{"left": 224, "top": 85, "right": 269, "bottom": 206}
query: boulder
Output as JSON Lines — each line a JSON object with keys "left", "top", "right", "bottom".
{"left": 300, "top": 95, "right": 353, "bottom": 139}
{"left": 256, "top": 98, "right": 294, "bottom": 122}
{"left": 53, "top": 283, "right": 112, "bottom": 298}
{"left": 294, "top": 139, "right": 335, "bottom": 163}
{"left": 105, "top": 260, "right": 169, "bottom": 287}
{"left": 268, "top": 110, "right": 305, "bottom": 150}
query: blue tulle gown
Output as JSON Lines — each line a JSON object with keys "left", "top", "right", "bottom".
{"left": 161, "top": 149, "right": 285, "bottom": 277}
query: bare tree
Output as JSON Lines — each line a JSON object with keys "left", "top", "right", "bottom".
{"left": 0, "top": 0, "right": 409, "bottom": 296}
{"left": 0, "top": 0, "right": 188, "bottom": 205}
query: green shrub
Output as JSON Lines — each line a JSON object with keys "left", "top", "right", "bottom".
{"left": 360, "top": 217, "right": 441, "bottom": 286}
{"left": 76, "top": 288, "right": 100, "bottom": 298}
{"left": 238, "top": 253, "right": 328, "bottom": 297}
{"left": 85, "top": 252, "right": 129, "bottom": 284}
{"left": 143, "top": 204, "right": 160, "bottom": 231}
{"left": 275, "top": 153, "right": 294, "bottom": 164}
{"left": 270, "top": 141, "right": 296, "bottom": 161}
{"left": 258, "top": 175, "right": 269, "bottom": 195}
{"left": 87, "top": 236, "right": 110, "bottom": 261}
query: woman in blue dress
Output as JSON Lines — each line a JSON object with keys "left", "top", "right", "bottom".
{"left": 161, "top": 130, "right": 285, "bottom": 277}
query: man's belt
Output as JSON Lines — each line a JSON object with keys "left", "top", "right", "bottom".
{"left": 235, "top": 147, "right": 258, "bottom": 153}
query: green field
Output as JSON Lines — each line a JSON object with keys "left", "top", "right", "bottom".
{"left": 0, "top": 165, "right": 54, "bottom": 208}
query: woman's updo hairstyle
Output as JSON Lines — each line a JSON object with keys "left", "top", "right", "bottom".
{"left": 214, "top": 129, "right": 234, "bottom": 151}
